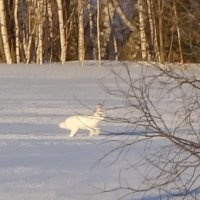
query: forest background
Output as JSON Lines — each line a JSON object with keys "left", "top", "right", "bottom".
{"left": 0, "top": 0, "right": 200, "bottom": 64}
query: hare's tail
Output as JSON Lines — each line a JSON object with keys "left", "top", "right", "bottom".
{"left": 59, "top": 122, "right": 66, "bottom": 129}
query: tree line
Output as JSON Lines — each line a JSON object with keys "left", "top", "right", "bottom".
{"left": 0, "top": 0, "right": 199, "bottom": 64}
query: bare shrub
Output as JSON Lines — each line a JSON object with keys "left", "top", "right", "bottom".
{"left": 103, "top": 62, "right": 200, "bottom": 199}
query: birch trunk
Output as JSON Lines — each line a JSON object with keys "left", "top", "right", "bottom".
{"left": 100, "top": 0, "right": 115, "bottom": 59}
{"left": 97, "top": 0, "right": 101, "bottom": 65}
{"left": 111, "top": 0, "right": 135, "bottom": 32}
{"left": 14, "top": 0, "right": 20, "bottom": 63}
{"left": 57, "top": 0, "right": 66, "bottom": 64}
{"left": 138, "top": 0, "right": 147, "bottom": 60}
{"left": 158, "top": 0, "right": 164, "bottom": 63}
{"left": 87, "top": 0, "right": 96, "bottom": 59}
{"left": 36, "top": 22, "right": 43, "bottom": 64}
{"left": 173, "top": 0, "right": 183, "bottom": 64}
{"left": 78, "top": 0, "right": 85, "bottom": 62}
{"left": 0, "top": 30, "right": 5, "bottom": 62}
{"left": 36, "top": 0, "right": 44, "bottom": 64}
{"left": 113, "top": 36, "right": 118, "bottom": 61}
{"left": 147, "top": 0, "right": 160, "bottom": 62}
{"left": 23, "top": 0, "right": 31, "bottom": 63}
{"left": 23, "top": 0, "right": 36, "bottom": 63}
{"left": 147, "top": 0, "right": 153, "bottom": 48}
{"left": 0, "top": 0, "right": 12, "bottom": 63}
{"left": 26, "top": 19, "right": 36, "bottom": 63}
{"left": 47, "top": 0, "right": 53, "bottom": 62}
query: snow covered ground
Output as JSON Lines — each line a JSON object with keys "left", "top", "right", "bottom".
{"left": 0, "top": 62, "right": 139, "bottom": 200}
{"left": 0, "top": 62, "right": 199, "bottom": 200}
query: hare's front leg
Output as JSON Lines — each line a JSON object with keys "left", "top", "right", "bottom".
{"left": 94, "top": 128, "right": 100, "bottom": 136}
{"left": 89, "top": 128, "right": 95, "bottom": 136}
{"left": 89, "top": 128, "right": 100, "bottom": 136}
{"left": 69, "top": 128, "right": 79, "bottom": 137}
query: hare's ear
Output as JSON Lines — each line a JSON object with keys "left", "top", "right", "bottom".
{"left": 96, "top": 104, "right": 102, "bottom": 112}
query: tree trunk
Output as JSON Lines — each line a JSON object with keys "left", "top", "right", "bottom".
{"left": 113, "top": 36, "right": 118, "bottom": 60}
{"left": 78, "top": 0, "right": 85, "bottom": 62}
{"left": 14, "top": 0, "right": 20, "bottom": 63}
{"left": 36, "top": 0, "right": 44, "bottom": 64}
{"left": 111, "top": 0, "right": 136, "bottom": 32}
{"left": 138, "top": 0, "right": 147, "bottom": 60}
{"left": 23, "top": 0, "right": 36, "bottom": 64}
{"left": 57, "top": 0, "right": 66, "bottom": 64}
{"left": 47, "top": 0, "right": 53, "bottom": 62}
{"left": 97, "top": 0, "right": 101, "bottom": 65}
{"left": 0, "top": 0, "right": 12, "bottom": 63}
{"left": 87, "top": 0, "right": 96, "bottom": 59}
{"left": 173, "top": 0, "right": 183, "bottom": 64}
{"left": 158, "top": 0, "right": 164, "bottom": 63}
{"left": 147, "top": 0, "right": 160, "bottom": 62}
{"left": 100, "top": 0, "right": 114, "bottom": 59}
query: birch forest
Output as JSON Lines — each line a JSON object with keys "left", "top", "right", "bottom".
{"left": 0, "top": 0, "right": 200, "bottom": 64}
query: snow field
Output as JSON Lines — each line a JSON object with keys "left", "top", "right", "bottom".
{"left": 0, "top": 62, "right": 199, "bottom": 200}
{"left": 0, "top": 62, "right": 143, "bottom": 200}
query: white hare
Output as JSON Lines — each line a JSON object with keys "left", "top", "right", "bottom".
{"left": 59, "top": 105, "right": 105, "bottom": 137}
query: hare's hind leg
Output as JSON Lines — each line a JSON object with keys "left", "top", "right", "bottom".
{"left": 69, "top": 128, "right": 79, "bottom": 137}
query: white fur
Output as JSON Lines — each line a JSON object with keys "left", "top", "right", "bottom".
{"left": 59, "top": 106, "right": 105, "bottom": 137}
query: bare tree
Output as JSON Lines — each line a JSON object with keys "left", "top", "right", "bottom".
{"left": 87, "top": 0, "right": 96, "bottom": 59}
{"left": 99, "top": 0, "right": 115, "bottom": 60}
{"left": 146, "top": 0, "right": 160, "bottom": 62}
{"left": 0, "top": 0, "right": 200, "bottom": 63}
{"left": 97, "top": 0, "right": 101, "bottom": 64}
{"left": 47, "top": 0, "right": 53, "bottom": 62}
{"left": 0, "top": 0, "right": 12, "bottom": 63}
{"left": 57, "top": 0, "right": 66, "bottom": 64}
{"left": 102, "top": 62, "right": 200, "bottom": 199}
{"left": 111, "top": 0, "right": 136, "bottom": 32}
{"left": 172, "top": 0, "right": 183, "bottom": 64}
{"left": 36, "top": 0, "right": 45, "bottom": 64}
{"left": 78, "top": 0, "right": 85, "bottom": 62}
{"left": 20, "top": 0, "right": 37, "bottom": 64}
{"left": 14, "top": 0, "right": 20, "bottom": 63}
{"left": 138, "top": 0, "right": 147, "bottom": 60}
{"left": 157, "top": 0, "right": 164, "bottom": 63}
